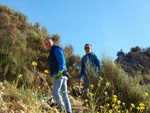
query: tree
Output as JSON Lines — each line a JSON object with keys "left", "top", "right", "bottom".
{"left": 131, "top": 46, "right": 141, "bottom": 52}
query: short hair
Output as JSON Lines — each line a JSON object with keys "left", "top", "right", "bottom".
{"left": 84, "top": 44, "right": 92, "bottom": 48}
{"left": 44, "top": 37, "right": 53, "bottom": 42}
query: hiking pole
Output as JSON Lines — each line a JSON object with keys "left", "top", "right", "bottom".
{"left": 54, "top": 63, "right": 78, "bottom": 80}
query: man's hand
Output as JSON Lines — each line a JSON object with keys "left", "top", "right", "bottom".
{"left": 57, "top": 70, "right": 63, "bottom": 78}
{"left": 54, "top": 70, "right": 63, "bottom": 80}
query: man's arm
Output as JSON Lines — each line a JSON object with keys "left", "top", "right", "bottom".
{"left": 54, "top": 47, "right": 66, "bottom": 72}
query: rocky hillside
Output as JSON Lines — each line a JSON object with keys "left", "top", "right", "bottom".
{"left": 115, "top": 49, "right": 150, "bottom": 77}
{"left": 0, "top": 79, "right": 86, "bottom": 113}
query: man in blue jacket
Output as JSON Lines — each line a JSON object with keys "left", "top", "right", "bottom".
{"left": 44, "top": 38, "right": 72, "bottom": 113}
{"left": 79, "top": 44, "right": 102, "bottom": 93}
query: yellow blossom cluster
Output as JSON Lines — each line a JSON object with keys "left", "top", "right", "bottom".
{"left": 32, "top": 61, "right": 37, "bottom": 66}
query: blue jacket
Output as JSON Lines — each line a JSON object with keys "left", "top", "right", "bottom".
{"left": 79, "top": 52, "right": 102, "bottom": 79}
{"left": 48, "top": 45, "right": 67, "bottom": 77}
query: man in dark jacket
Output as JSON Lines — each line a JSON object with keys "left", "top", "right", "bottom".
{"left": 79, "top": 44, "right": 102, "bottom": 93}
{"left": 44, "top": 38, "right": 72, "bottom": 113}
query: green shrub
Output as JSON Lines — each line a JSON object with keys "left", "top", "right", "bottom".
{"left": 131, "top": 46, "right": 141, "bottom": 52}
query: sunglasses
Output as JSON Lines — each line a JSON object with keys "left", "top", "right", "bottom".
{"left": 85, "top": 47, "right": 91, "bottom": 49}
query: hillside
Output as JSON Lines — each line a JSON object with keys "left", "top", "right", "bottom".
{"left": 1, "top": 4, "right": 150, "bottom": 113}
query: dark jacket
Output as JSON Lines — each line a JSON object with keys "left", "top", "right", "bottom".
{"left": 48, "top": 45, "right": 67, "bottom": 77}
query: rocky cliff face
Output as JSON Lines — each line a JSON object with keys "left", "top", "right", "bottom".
{"left": 115, "top": 50, "right": 150, "bottom": 76}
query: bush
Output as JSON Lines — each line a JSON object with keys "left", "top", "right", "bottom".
{"left": 131, "top": 46, "right": 141, "bottom": 52}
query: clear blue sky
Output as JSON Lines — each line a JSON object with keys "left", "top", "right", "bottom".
{"left": 1, "top": 0, "right": 150, "bottom": 60}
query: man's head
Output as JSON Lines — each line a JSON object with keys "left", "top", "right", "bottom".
{"left": 84, "top": 44, "right": 92, "bottom": 55}
{"left": 44, "top": 38, "right": 54, "bottom": 51}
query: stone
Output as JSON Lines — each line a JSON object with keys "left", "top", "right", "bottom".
{"left": 13, "top": 102, "right": 27, "bottom": 112}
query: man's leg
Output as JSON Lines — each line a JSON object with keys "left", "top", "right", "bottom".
{"left": 61, "top": 77, "right": 72, "bottom": 113}
{"left": 52, "top": 76, "right": 65, "bottom": 111}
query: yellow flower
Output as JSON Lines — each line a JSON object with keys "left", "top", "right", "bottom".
{"left": 113, "top": 98, "right": 117, "bottom": 103}
{"left": 137, "top": 106, "right": 140, "bottom": 110}
{"left": 106, "top": 82, "right": 110, "bottom": 87}
{"left": 117, "top": 100, "right": 121, "bottom": 104}
{"left": 109, "top": 109, "right": 112, "bottom": 113}
{"left": 98, "top": 84, "right": 100, "bottom": 87}
{"left": 68, "top": 91, "right": 70, "bottom": 93}
{"left": 44, "top": 70, "right": 49, "bottom": 73}
{"left": 131, "top": 103, "right": 135, "bottom": 108}
{"left": 38, "top": 86, "right": 40, "bottom": 89}
{"left": 85, "top": 99, "right": 88, "bottom": 103}
{"left": 113, "top": 95, "right": 117, "bottom": 98}
{"left": 117, "top": 111, "right": 120, "bottom": 113}
{"left": 100, "top": 106, "right": 104, "bottom": 108}
{"left": 51, "top": 85, "right": 53, "bottom": 88}
{"left": 90, "top": 93, "right": 94, "bottom": 97}
{"left": 90, "top": 85, "right": 94, "bottom": 89}
{"left": 37, "top": 76, "right": 39, "bottom": 78}
{"left": 44, "top": 74, "right": 47, "bottom": 77}
{"left": 139, "top": 103, "right": 145, "bottom": 107}
{"left": 101, "top": 77, "right": 103, "bottom": 81}
{"left": 107, "top": 103, "right": 110, "bottom": 107}
{"left": 79, "top": 95, "right": 81, "bottom": 98}
{"left": 122, "top": 102, "right": 125, "bottom": 106}
{"left": 18, "top": 74, "right": 23, "bottom": 78}
{"left": 144, "top": 93, "right": 148, "bottom": 97}
{"left": 141, "top": 106, "right": 145, "bottom": 110}
{"left": 45, "top": 82, "right": 48, "bottom": 85}
{"left": 32, "top": 61, "right": 37, "bottom": 66}
{"left": 112, "top": 104, "right": 115, "bottom": 107}
{"left": 27, "top": 98, "right": 30, "bottom": 101}
{"left": 105, "top": 92, "right": 107, "bottom": 95}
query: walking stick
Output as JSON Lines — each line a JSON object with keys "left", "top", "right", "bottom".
{"left": 54, "top": 63, "right": 78, "bottom": 80}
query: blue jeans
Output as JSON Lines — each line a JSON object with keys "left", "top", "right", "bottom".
{"left": 52, "top": 75, "right": 72, "bottom": 113}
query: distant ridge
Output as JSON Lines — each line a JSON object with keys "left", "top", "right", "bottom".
{"left": 115, "top": 49, "right": 150, "bottom": 77}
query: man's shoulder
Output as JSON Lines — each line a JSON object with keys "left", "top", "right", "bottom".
{"left": 53, "top": 45, "right": 62, "bottom": 50}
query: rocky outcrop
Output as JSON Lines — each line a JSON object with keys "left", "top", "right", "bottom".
{"left": 115, "top": 51, "right": 150, "bottom": 76}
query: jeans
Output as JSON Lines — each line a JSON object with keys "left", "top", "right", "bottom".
{"left": 52, "top": 75, "right": 72, "bottom": 113}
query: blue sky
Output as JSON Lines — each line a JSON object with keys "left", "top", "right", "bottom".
{"left": 1, "top": 0, "right": 150, "bottom": 60}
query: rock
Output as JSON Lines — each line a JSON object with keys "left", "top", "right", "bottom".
{"left": 115, "top": 51, "right": 150, "bottom": 76}
{"left": 9, "top": 110, "right": 15, "bottom": 113}
{"left": 68, "top": 95, "right": 75, "bottom": 103}
{"left": 13, "top": 102, "right": 27, "bottom": 112}
{"left": 7, "top": 102, "right": 14, "bottom": 109}
{"left": 40, "top": 102, "right": 51, "bottom": 110}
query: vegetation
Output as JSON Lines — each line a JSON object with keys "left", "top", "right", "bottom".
{"left": 131, "top": 46, "right": 141, "bottom": 52}
{"left": 1, "top": 4, "right": 150, "bottom": 113}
